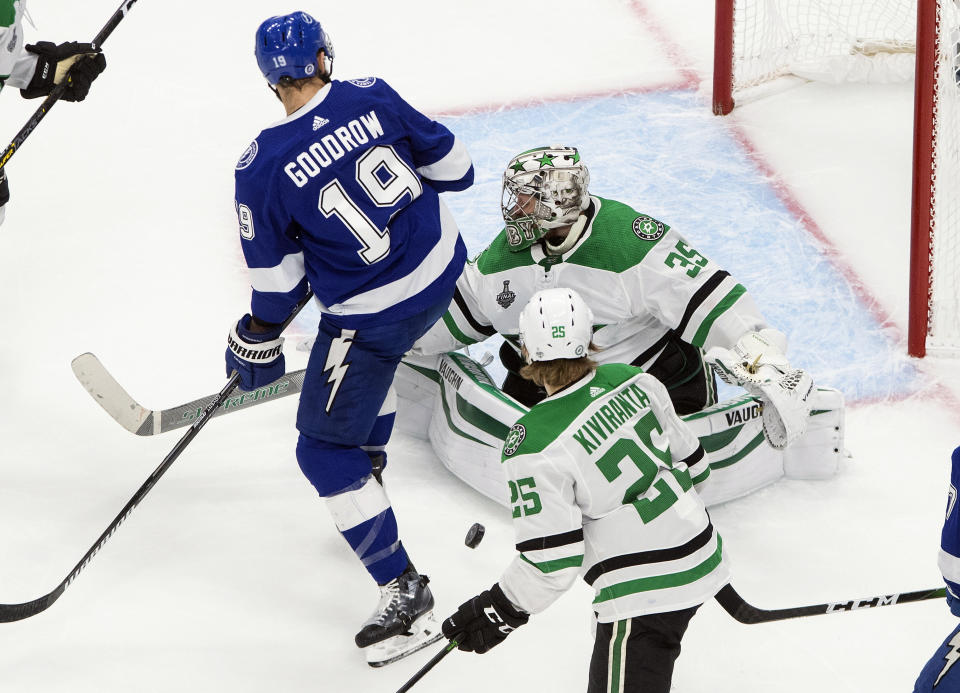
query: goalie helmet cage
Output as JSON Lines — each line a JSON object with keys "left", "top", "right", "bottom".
{"left": 712, "top": 0, "right": 960, "bottom": 357}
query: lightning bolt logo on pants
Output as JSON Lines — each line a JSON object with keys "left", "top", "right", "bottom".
{"left": 937, "top": 630, "right": 960, "bottom": 687}
{"left": 323, "top": 329, "right": 356, "bottom": 414}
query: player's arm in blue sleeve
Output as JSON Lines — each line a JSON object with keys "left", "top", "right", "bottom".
{"left": 379, "top": 80, "right": 474, "bottom": 193}
{"left": 235, "top": 159, "right": 309, "bottom": 324}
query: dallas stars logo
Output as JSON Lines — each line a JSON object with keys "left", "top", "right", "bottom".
{"left": 632, "top": 215, "right": 666, "bottom": 241}
{"left": 503, "top": 424, "right": 526, "bottom": 456}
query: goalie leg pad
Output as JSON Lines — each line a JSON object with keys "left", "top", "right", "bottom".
{"left": 783, "top": 387, "right": 845, "bottom": 480}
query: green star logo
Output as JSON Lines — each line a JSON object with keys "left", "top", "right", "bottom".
{"left": 535, "top": 153, "right": 556, "bottom": 168}
{"left": 510, "top": 160, "right": 526, "bottom": 173}
{"left": 570, "top": 150, "right": 580, "bottom": 164}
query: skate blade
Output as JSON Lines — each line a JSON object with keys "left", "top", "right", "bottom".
{"left": 365, "top": 612, "right": 443, "bottom": 668}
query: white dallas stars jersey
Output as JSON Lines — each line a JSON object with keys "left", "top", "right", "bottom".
{"left": 413, "top": 195, "right": 770, "bottom": 367}
{"left": 0, "top": 0, "right": 37, "bottom": 91}
{"left": 497, "top": 363, "right": 730, "bottom": 623}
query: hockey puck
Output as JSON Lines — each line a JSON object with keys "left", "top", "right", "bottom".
{"left": 464, "top": 522, "right": 485, "bottom": 549}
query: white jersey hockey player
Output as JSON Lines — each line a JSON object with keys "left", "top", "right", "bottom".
{"left": 441, "top": 288, "right": 729, "bottom": 693}
{"left": 0, "top": 0, "right": 106, "bottom": 223}
{"left": 406, "top": 146, "right": 842, "bottom": 507}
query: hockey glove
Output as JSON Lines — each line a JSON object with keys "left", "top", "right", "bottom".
{"left": 0, "top": 169, "right": 8, "bottom": 226}
{"left": 21, "top": 42, "right": 107, "bottom": 102}
{"left": 706, "top": 329, "right": 813, "bottom": 449}
{"left": 442, "top": 583, "right": 528, "bottom": 654}
{"left": 225, "top": 314, "right": 285, "bottom": 391}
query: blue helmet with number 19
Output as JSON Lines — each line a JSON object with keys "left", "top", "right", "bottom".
{"left": 255, "top": 11, "right": 335, "bottom": 85}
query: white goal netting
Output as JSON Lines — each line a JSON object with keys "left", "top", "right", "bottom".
{"left": 725, "top": 0, "right": 960, "bottom": 354}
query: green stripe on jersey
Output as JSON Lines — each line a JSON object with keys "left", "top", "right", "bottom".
{"left": 521, "top": 553, "right": 584, "bottom": 573}
{"left": 474, "top": 198, "right": 669, "bottom": 276}
{"left": 505, "top": 363, "right": 643, "bottom": 458}
{"left": 0, "top": 0, "right": 15, "bottom": 27}
{"left": 441, "top": 311, "right": 479, "bottom": 346}
{"left": 567, "top": 198, "right": 669, "bottom": 273}
{"left": 691, "top": 283, "right": 747, "bottom": 347}
{"left": 475, "top": 235, "right": 537, "bottom": 274}
{"left": 593, "top": 536, "right": 724, "bottom": 603}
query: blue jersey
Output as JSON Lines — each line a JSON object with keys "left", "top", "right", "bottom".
{"left": 914, "top": 622, "right": 960, "bottom": 692}
{"left": 914, "top": 446, "right": 960, "bottom": 692}
{"left": 234, "top": 77, "right": 474, "bottom": 326}
{"left": 940, "top": 446, "right": 960, "bottom": 614}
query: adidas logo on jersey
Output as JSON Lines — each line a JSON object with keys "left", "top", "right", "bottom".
{"left": 590, "top": 387, "right": 605, "bottom": 398}
{"left": 312, "top": 116, "right": 329, "bottom": 131}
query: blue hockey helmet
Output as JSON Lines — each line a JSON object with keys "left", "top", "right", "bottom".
{"left": 255, "top": 11, "right": 335, "bottom": 85}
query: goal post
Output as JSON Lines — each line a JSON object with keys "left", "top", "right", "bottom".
{"left": 713, "top": 0, "right": 960, "bottom": 357}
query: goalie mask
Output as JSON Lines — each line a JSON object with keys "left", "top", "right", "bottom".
{"left": 518, "top": 288, "right": 594, "bottom": 362}
{"left": 501, "top": 146, "right": 590, "bottom": 252}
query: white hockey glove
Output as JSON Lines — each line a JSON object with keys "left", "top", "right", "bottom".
{"left": 706, "top": 330, "right": 814, "bottom": 449}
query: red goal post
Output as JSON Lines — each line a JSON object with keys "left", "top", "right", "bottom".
{"left": 713, "top": 0, "right": 960, "bottom": 357}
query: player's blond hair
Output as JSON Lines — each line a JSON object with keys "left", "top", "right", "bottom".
{"left": 520, "top": 343, "right": 598, "bottom": 392}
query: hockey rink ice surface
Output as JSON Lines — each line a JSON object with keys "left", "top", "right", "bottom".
{"left": 0, "top": 1, "right": 957, "bottom": 691}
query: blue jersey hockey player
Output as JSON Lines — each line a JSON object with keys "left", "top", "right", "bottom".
{"left": 914, "top": 446, "right": 960, "bottom": 692}
{"left": 224, "top": 11, "right": 474, "bottom": 666}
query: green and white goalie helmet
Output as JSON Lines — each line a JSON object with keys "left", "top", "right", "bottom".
{"left": 518, "top": 288, "right": 594, "bottom": 362}
{"left": 501, "top": 146, "right": 590, "bottom": 252}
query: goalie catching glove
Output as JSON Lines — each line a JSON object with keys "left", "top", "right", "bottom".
{"left": 225, "top": 314, "right": 285, "bottom": 391}
{"left": 706, "top": 329, "right": 814, "bottom": 449}
{"left": 442, "top": 583, "right": 529, "bottom": 654}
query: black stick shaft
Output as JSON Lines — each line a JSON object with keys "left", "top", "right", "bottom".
{"left": 715, "top": 583, "right": 946, "bottom": 625}
{"left": 0, "top": 291, "right": 312, "bottom": 623}
{"left": 0, "top": 0, "right": 140, "bottom": 168}
{"left": 396, "top": 639, "right": 458, "bottom": 693}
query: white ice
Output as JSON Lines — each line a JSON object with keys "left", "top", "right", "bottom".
{"left": 0, "top": 1, "right": 958, "bottom": 691}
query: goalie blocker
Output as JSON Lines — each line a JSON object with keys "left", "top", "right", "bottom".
{"left": 394, "top": 351, "right": 844, "bottom": 508}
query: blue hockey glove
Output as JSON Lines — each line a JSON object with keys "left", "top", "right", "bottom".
{"left": 442, "top": 583, "right": 528, "bottom": 654}
{"left": 225, "top": 314, "right": 285, "bottom": 391}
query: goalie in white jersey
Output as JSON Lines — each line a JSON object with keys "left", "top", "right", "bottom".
{"left": 442, "top": 288, "right": 730, "bottom": 693}
{"left": 413, "top": 145, "right": 816, "bottom": 451}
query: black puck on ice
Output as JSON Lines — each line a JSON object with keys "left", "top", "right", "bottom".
{"left": 464, "top": 522, "right": 485, "bottom": 549}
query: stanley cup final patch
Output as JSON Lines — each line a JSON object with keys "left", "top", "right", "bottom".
{"left": 632, "top": 215, "right": 665, "bottom": 241}
{"left": 496, "top": 280, "right": 517, "bottom": 309}
{"left": 503, "top": 424, "right": 526, "bottom": 456}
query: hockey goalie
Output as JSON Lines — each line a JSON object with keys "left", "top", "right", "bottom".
{"left": 397, "top": 146, "right": 844, "bottom": 507}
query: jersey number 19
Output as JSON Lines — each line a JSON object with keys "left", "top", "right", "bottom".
{"left": 319, "top": 145, "right": 423, "bottom": 264}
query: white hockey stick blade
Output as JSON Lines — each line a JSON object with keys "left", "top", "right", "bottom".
{"left": 71, "top": 352, "right": 155, "bottom": 435}
{"left": 71, "top": 352, "right": 307, "bottom": 436}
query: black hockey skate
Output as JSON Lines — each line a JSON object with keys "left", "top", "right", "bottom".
{"left": 355, "top": 564, "right": 442, "bottom": 667}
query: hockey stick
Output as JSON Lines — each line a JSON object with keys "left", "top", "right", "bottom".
{"left": 0, "top": 0, "right": 139, "bottom": 169}
{"left": 395, "top": 637, "right": 459, "bottom": 693}
{"left": 715, "top": 583, "right": 946, "bottom": 624}
{"left": 0, "top": 292, "right": 312, "bottom": 623}
{"left": 72, "top": 354, "right": 307, "bottom": 436}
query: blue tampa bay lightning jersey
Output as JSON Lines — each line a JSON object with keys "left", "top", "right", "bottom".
{"left": 940, "top": 446, "right": 960, "bottom": 614}
{"left": 234, "top": 77, "right": 474, "bottom": 326}
{"left": 913, "top": 446, "right": 960, "bottom": 692}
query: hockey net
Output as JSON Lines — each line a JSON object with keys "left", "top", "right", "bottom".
{"left": 713, "top": 1, "right": 960, "bottom": 357}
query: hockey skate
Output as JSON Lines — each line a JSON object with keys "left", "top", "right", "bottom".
{"left": 355, "top": 564, "right": 442, "bottom": 667}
